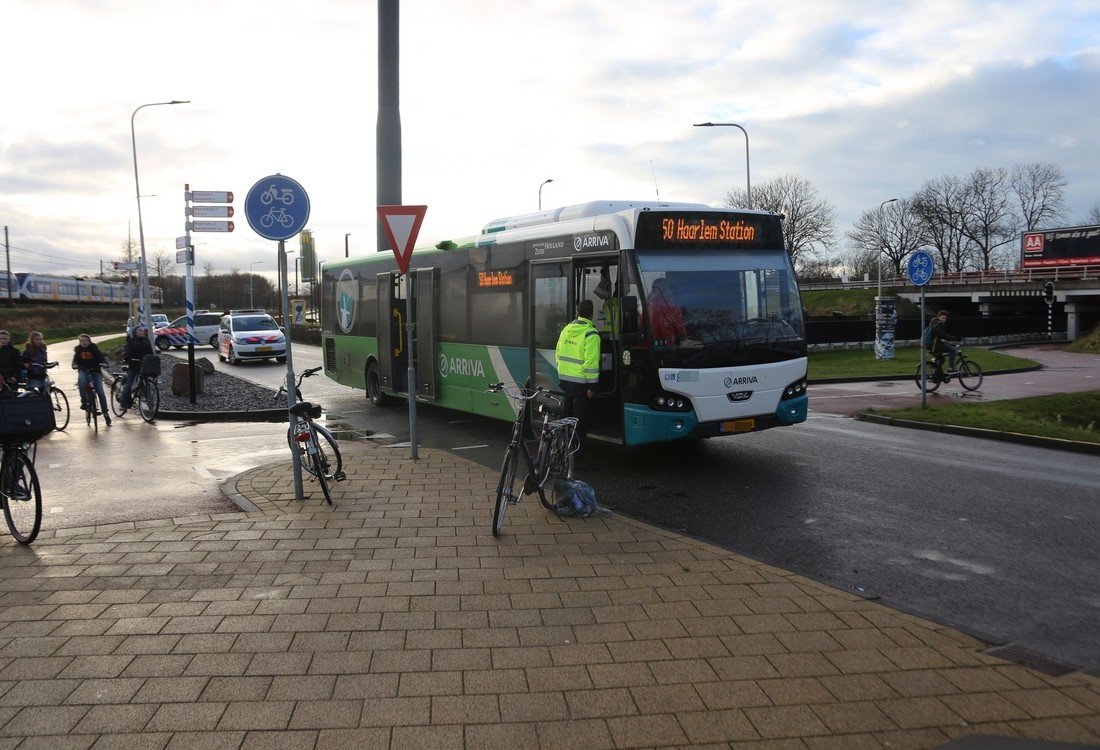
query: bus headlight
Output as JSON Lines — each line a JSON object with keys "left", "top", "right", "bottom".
{"left": 781, "top": 378, "right": 808, "bottom": 400}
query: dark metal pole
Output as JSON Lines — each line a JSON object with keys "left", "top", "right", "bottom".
{"left": 377, "top": 0, "right": 401, "bottom": 252}
{"left": 3, "top": 226, "right": 11, "bottom": 307}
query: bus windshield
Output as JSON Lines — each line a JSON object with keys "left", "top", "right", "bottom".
{"left": 637, "top": 250, "right": 805, "bottom": 364}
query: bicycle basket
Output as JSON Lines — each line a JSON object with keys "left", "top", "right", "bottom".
{"left": 139, "top": 354, "right": 161, "bottom": 377}
{"left": 0, "top": 393, "right": 56, "bottom": 444}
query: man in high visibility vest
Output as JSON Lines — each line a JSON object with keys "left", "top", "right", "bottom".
{"left": 555, "top": 298, "right": 601, "bottom": 452}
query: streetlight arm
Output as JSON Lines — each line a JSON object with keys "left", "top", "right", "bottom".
{"left": 693, "top": 123, "right": 751, "bottom": 209}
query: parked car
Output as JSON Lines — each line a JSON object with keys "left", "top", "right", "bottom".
{"left": 155, "top": 312, "right": 223, "bottom": 350}
{"left": 218, "top": 310, "right": 287, "bottom": 364}
{"left": 125, "top": 314, "right": 170, "bottom": 333}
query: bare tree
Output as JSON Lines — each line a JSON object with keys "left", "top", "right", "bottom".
{"left": 958, "top": 167, "right": 1017, "bottom": 271}
{"left": 1087, "top": 203, "right": 1100, "bottom": 225}
{"left": 723, "top": 173, "right": 836, "bottom": 269}
{"left": 1011, "top": 161, "right": 1068, "bottom": 232}
{"left": 151, "top": 249, "right": 175, "bottom": 283}
{"left": 845, "top": 198, "right": 926, "bottom": 284}
{"left": 913, "top": 174, "right": 971, "bottom": 273}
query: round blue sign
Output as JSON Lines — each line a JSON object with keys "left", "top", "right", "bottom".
{"left": 244, "top": 174, "right": 310, "bottom": 241}
{"left": 906, "top": 250, "right": 935, "bottom": 286}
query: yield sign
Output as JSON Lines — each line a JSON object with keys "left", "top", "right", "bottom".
{"left": 378, "top": 205, "right": 427, "bottom": 275}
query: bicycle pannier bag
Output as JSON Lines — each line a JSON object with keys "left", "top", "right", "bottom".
{"left": 0, "top": 394, "right": 56, "bottom": 444}
{"left": 140, "top": 354, "right": 161, "bottom": 378}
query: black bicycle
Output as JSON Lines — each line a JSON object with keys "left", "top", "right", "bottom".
{"left": 487, "top": 382, "right": 579, "bottom": 537}
{"left": 109, "top": 367, "right": 160, "bottom": 422}
{"left": 277, "top": 367, "right": 345, "bottom": 504}
{"left": 0, "top": 392, "right": 53, "bottom": 545}
{"left": 915, "top": 345, "right": 984, "bottom": 393}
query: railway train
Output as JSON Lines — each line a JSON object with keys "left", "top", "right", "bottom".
{"left": 0, "top": 272, "right": 163, "bottom": 304}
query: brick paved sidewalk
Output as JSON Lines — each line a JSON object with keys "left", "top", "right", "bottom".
{"left": 1, "top": 443, "right": 1097, "bottom": 748}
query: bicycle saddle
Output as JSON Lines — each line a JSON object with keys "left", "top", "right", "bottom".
{"left": 289, "top": 402, "right": 322, "bottom": 419}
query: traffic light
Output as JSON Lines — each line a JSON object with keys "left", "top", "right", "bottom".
{"left": 1043, "top": 281, "right": 1055, "bottom": 305}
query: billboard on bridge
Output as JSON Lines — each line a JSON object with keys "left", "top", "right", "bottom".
{"left": 1021, "top": 224, "right": 1100, "bottom": 268}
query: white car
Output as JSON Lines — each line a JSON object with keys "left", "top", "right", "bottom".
{"left": 218, "top": 310, "right": 287, "bottom": 364}
{"left": 125, "top": 314, "right": 170, "bottom": 333}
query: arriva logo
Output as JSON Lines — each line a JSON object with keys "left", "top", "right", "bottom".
{"left": 335, "top": 269, "right": 356, "bottom": 334}
{"left": 438, "top": 352, "right": 486, "bottom": 379}
{"left": 573, "top": 234, "right": 611, "bottom": 252}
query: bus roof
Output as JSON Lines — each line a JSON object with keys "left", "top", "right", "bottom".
{"left": 482, "top": 200, "right": 714, "bottom": 234}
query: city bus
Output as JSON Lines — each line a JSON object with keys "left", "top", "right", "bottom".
{"left": 319, "top": 200, "right": 808, "bottom": 446}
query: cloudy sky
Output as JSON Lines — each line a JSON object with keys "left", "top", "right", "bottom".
{"left": 2, "top": 0, "right": 1098, "bottom": 283}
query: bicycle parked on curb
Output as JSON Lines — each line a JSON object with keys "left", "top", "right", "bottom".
{"left": 915, "top": 345, "right": 984, "bottom": 393}
{"left": 487, "top": 382, "right": 579, "bottom": 538}
{"left": 276, "top": 367, "right": 345, "bottom": 504}
{"left": 109, "top": 361, "right": 161, "bottom": 423}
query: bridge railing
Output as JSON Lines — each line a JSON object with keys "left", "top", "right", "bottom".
{"left": 801, "top": 265, "right": 1099, "bottom": 291}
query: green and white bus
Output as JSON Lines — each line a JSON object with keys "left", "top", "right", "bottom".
{"left": 320, "top": 200, "right": 808, "bottom": 446}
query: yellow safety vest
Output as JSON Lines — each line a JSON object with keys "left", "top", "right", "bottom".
{"left": 555, "top": 316, "right": 600, "bottom": 385}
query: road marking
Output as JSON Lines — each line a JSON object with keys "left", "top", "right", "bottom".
{"left": 50, "top": 507, "right": 64, "bottom": 514}
{"left": 48, "top": 463, "right": 61, "bottom": 469}
{"left": 194, "top": 465, "right": 215, "bottom": 479}
{"left": 453, "top": 444, "right": 489, "bottom": 451}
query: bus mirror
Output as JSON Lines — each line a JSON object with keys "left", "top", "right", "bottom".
{"left": 621, "top": 296, "right": 639, "bottom": 335}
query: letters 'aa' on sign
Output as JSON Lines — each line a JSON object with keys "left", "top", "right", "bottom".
{"left": 378, "top": 205, "right": 427, "bottom": 275}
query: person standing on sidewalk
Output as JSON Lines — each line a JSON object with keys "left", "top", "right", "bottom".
{"left": 555, "top": 299, "right": 600, "bottom": 455}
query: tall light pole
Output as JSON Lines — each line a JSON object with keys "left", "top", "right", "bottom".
{"left": 539, "top": 179, "right": 553, "bottom": 210}
{"left": 249, "top": 261, "right": 264, "bottom": 307}
{"left": 131, "top": 99, "right": 189, "bottom": 333}
{"left": 345, "top": 232, "right": 351, "bottom": 258}
{"left": 876, "top": 198, "right": 899, "bottom": 298}
{"left": 694, "top": 122, "right": 751, "bottom": 209}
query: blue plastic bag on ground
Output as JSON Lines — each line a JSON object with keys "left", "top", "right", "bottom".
{"left": 554, "top": 478, "right": 609, "bottom": 518}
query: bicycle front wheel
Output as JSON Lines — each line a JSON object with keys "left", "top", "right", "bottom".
{"left": 138, "top": 380, "right": 160, "bottom": 422}
{"left": 914, "top": 363, "right": 941, "bottom": 393}
{"left": 957, "top": 360, "right": 984, "bottom": 391}
{"left": 109, "top": 377, "right": 126, "bottom": 417}
{"left": 493, "top": 446, "right": 519, "bottom": 538}
{"left": 2, "top": 451, "right": 42, "bottom": 544}
{"left": 50, "top": 387, "right": 70, "bottom": 431}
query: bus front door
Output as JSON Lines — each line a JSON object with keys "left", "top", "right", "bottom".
{"left": 530, "top": 261, "right": 571, "bottom": 390}
{"left": 376, "top": 272, "right": 407, "bottom": 395}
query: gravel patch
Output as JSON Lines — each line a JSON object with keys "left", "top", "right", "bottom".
{"left": 144, "top": 352, "right": 281, "bottom": 414}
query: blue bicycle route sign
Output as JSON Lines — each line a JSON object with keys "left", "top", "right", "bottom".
{"left": 906, "top": 249, "right": 935, "bottom": 286}
{"left": 244, "top": 174, "right": 311, "bottom": 241}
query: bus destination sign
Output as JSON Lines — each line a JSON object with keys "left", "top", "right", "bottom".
{"left": 637, "top": 212, "right": 781, "bottom": 250}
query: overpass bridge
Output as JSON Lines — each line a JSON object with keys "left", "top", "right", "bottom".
{"left": 801, "top": 265, "right": 1100, "bottom": 340}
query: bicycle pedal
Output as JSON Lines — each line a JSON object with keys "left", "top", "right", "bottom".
{"left": 332, "top": 471, "right": 346, "bottom": 482}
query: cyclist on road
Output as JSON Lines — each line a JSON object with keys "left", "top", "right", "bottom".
{"left": 118, "top": 326, "right": 154, "bottom": 411}
{"left": 21, "top": 331, "right": 49, "bottom": 392}
{"left": 0, "top": 330, "right": 23, "bottom": 391}
{"left": 929, "top": 309, "right": 963, "bottom": 371}
{"left": 555, "top": 298, "right": 600, "bottom": 455}
{"left": 72, "top": 333, "right": 111, "bottom": 425}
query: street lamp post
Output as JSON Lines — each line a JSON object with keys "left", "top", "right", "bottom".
{"left": 876, "top": 198, "right": 899, "bottom": 298}
{"left": 131, "top": 99, "right": 189, "bottom": 334}
{"left": 345, "top": 233, "right": 351, "bottom": 258}
{"left": 693, "top": 122, "right": 751, "bottom": 209}
{"left": 538, "top": 179, "right": 553, "bottom": 211}
{"left": 249, "top": 261, "right": 264, "bottom": 307}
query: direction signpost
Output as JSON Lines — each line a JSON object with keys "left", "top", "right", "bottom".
{"left": 183, "top": 185, "right": 235, "bottom": 403}
{"left": 245, "top": 174, "right": 311, "bottom": 499}
{"left": 379, "top": 205, "right": 427, "bottom": 460}
{"left": 907, "top": 250, "right": 935, "bottom": 408}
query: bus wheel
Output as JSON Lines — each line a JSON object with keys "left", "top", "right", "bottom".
{"left": 366, "top": 362, "right": 394, "bottom": 407}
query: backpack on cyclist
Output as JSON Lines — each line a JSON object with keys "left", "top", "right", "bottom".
{"left": 553, "top": 478, "right": 605, "bottom": 519}
{"left": 922, "top": 323, "right": 935, "bottom": 348}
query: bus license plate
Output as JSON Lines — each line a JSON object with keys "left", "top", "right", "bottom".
{"left": 720, "top": 418, "right": 755, "bottom": 433}
{"left": 256, "top": 346, "right": 272, "bottom": 352}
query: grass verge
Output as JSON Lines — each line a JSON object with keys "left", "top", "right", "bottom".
{"left": 808, "top": 346, "right": 1038, "bottom": 380}
{"left": 865, "top": 391, "right": 1100, "bottom": 445}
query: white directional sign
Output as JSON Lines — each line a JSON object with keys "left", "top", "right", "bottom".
{"left": 176, "top": 249, "right": 192, "bottom": 264}
{"left": 176, "top": 236, "right": 188, "bottom": 249}
{"left": 189, "top": 205, "right": 235, "bottom": 218}
{"left": 189, "top": 191, "right": 234, "bottom": 204}
{"left": 189, "top": 220, "right": 235, "bottom": 233}
{"left": 113, "top": 261, "right": 140, "bottom": 271}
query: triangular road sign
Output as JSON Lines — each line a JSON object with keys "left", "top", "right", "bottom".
{"left": 378, "top": 205, "right": 427, "bottom": 275}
